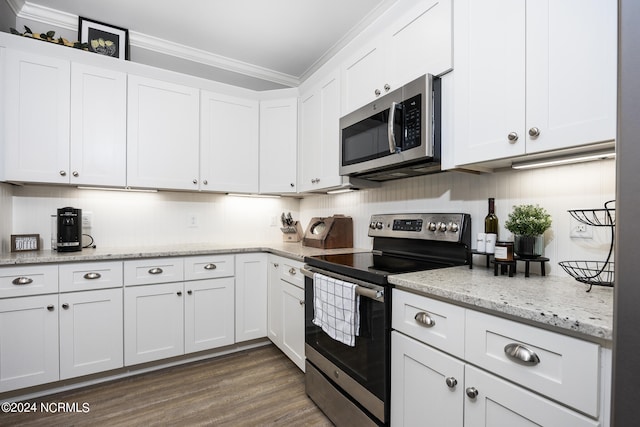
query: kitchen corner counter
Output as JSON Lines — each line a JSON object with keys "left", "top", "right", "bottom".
{"left": 0, "top": 242, "right": 368, "bottom": 266}
{"left": 389, "top": 265, "right": 613, "bottom": 342}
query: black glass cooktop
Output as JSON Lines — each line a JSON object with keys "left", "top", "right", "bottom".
{"left": 305, "top": 252, "right": 456, "bottom": 286}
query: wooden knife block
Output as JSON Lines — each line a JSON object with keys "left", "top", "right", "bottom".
{"left": 302, "top": 215, "right": 353, "bottom": 249}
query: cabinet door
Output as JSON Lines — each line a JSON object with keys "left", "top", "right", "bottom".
{"left": 525, "top": 0, "right": 617, "bottom": 154}
{"left": 0, "top": 295, "right": 59, "bottom": 392}
{"left": 124, "top": 282, "right": 184, "bottom": 365}
{"left": 452, "top": 0, "right": 527, "bottom": 165}
{"left": 59, "top": 288, "right": 123, "bottom": 379}
{"left": 280, "top": 281, "right": 305, "bottom": 371}
{"left": 127, "top": 75, "right": 199, "bottom": 190}
{"left": 70, "top": 63, "right": 127, "bottom": 187}
{"left": 298, "top": 72, "right": 342, "bottom": 192}
{"left": 391, "top": 331, "right": 464, "bottom": 427}
{"left": 235, "top": 253, "right": 267, "bottom": 342}
{"left": 267, "top": 258, "right": 282, "bottom": 344}
{"left": 184, "top": 277, "right": 235, "bottom": 353}
{"left": 259, "top": 98, "right": 297, "bottom": 194}
{"left": 341, "top": 40, "right": 386, "bottom": 113}
{"left": 3, "top": 49, "right": 70, "bottom": 183}
{"left": 388, "top": 0, "right": 453, "bottom": 86}
{"left": 464, "top": 365, "right": 598, "bottom": 427}
{"left": 200, "top": 91, "right": 259, "bottom": 193}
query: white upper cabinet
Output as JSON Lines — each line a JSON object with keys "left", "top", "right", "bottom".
{"left": 127, "top": 75, "right": 200, "bottom": 191}
{"left": 298, "top": 71, "right": 342, "bottom": 192}
{"left": 201, "top": 91, "right": 259, "bottom": 193}
{"left": 341, "top": 0, "right": 452, "bottom": 114}
{"left": 3, "top": 49, "right": 70, "bottom": 184}
{"left": 453, "top": 0, "right": 617, "bottom": 166}
{"left": 259, "top": 98, "right": 298, "bottom": 194}
{"left": 70, "top": 63, "right": 127, "bottom": 187}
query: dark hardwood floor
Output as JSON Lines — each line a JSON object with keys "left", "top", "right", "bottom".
{"left": 1, "top": 345, "right": 333, "bottom": 426}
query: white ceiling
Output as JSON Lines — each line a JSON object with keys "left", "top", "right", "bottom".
{"left": 8, "top": 0, "right": 397, "bottom": 90}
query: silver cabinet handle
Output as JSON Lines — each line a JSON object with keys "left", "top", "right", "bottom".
{"left": 148, "top": 267, "right": 163, "bottom": 275}
{"left": 72, "top": 171, "right": 79, "bottom": 177}
{"left": 445, "top": 377, "right": 458, "bottom": 388}
{"left": 414, "top": 312, "right": 436, "bottom": 327}
{"left": 466, "top": 387, "right": 479, "bottom": 399}
{"left": 83, "top": 272, "right": 101, "bottom": 280}
{"left": 504, "top": 343, "right": 541, "bottom": 366}
{"left": 187, "top": 290, "right": 193, "bottom": 295}
{"left": 193, "top": 179, "right": 198, "bottom": 185}
{"left": 299, "top": 300, "right": 305, "bottom": 306}
{"left": 62, "top": 303, "right": 69, "bottom": 310}
{"left": 204, "top": 263, "right": 217, "bottom": 270}
{"left": 289, "top": 267, "right": 296, "bottom": 275}
{"left": 375, "top": 88, "right": 381, "bottom": 97}
{"left": 290, "top": 183, "right": 295, "bottom": 188}
{"left": 529, "top": 127, "right": 540, "bottom": 137}
{"left": 12, "top": 277, "right": 33, "bottom": 285}
{"left": 47, "top": 305, "right": 55, "bottom": 311}
{"left": 177, "top": 291, "right": 182, "bottom": 296}
{"left": 384, "top": 83, "right": 391, "bottom": 92}
{"left": 202, "top": 180, "right": 208, "bottom": 185}
{"left": 59, "top": 170, "right": 67, "bottom": 176}
{"left": 273, "top": 263, "right": 279, "bottom": 268}
{"left": 508, "top": 132, "right": 519, "bottom": 142}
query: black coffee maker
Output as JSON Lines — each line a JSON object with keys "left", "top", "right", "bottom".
{"left": 57, "top": 207, "right": 82, "bottom": 252}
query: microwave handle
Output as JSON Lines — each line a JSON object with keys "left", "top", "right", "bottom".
{"left": 388, "top": 102, "right": 400, "bottom": 154}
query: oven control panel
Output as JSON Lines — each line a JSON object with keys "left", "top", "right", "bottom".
{"left": 368, "top": 213, "right": 469, "bottom": 243}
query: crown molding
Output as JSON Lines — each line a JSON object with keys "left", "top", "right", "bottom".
{"left": 13, "top": 1, "right": 300, "bottom": 87}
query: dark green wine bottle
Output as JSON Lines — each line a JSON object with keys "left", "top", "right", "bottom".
{"left": 485, "top": 198, "right": 498, "bottom": 235}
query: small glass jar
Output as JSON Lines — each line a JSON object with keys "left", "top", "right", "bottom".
{"left": 494, "top": 241, "right": 514, "bottom": 261}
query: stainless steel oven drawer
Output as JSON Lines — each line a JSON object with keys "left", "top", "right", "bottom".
{"left": 306, "top": 361, "right": 378, "bottom": 427}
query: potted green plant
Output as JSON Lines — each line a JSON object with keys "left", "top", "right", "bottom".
{"left": 504, "top": 204, "right": 552, "bottom": 259}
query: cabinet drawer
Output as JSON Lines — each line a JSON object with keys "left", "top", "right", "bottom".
{"left": 184, "top": 255, "right": 234, "bottom": 280}
{"left": 0, "top": 265, "right": 58, "bottom": 298}
{"left": 392, "top": 289, "right": 465, "bottom": 358}
{"left": 279, "top": 259, "right": 304, "bottom": 289}
{"left": 465, "top": 310, "right": 600, "bottom": 417}
{"left": 124, "top": 258, "right": 184, "bottom": 286}
{"left": 59, "top": 261, "right": 123, "bottom": 292}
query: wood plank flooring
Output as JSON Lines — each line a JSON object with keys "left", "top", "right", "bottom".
{"left": 1, "top": 345, "right": 333, "bottom": 426}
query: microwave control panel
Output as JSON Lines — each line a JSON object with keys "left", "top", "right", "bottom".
{"left": 402, "top": 94, "right": 422, "bottom": 150}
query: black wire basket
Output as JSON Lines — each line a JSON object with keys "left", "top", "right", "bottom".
{"left": 558, "top": 261, "right": 614, "bottom": 289}
{"left": 560, "top": 200, "right": 615, "bottom": 292}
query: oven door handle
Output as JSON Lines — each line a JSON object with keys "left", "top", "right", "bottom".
{"left": 301, "top": 266, "right": 385, "bottom": 302}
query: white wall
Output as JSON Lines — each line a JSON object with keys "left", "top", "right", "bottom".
{"left": 300, "top": 159, "right": 616, "bottom": 277}
{"left": 0, "top": 183, "right": 12, "bottom": 253}
{"left": 10, "top": 186, "right": 299, "bottom": 250}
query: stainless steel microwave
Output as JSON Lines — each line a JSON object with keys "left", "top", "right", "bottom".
{"left": 339, "top": 74, "right": 441, "bottom": 181}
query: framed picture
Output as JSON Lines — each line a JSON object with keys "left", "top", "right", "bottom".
{"left": 78, "top": 17, "right": 129, "bottom": 60}
{"left": 11, "top": 234, "right": 40, "bottom": 252}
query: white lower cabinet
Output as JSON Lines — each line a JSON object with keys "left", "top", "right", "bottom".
{"left": 391, "top": 289, "right": 606, "bottom": 426}
{"left": 59, "top": 288, "right": 123, "bottom": 379}
{"left": 184, "top": 277, "right": 235, "bottom": 353}
{"left": 235, "top": 253, "right": 268, "bottom": 342}
{"left": 267, "top": 255, "right": 305, "bottom": 371}
{"left": 0, "top": 294, "right": 59, "bottom": 392}
{"left": 124, "top": 282, "right": 185, "bottom": 365}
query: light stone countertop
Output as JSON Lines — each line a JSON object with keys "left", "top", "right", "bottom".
{"left": 389, "top": 265, "right": 613, "bottom": 342}
{"left": 0, "top": 242, "right": 368, "bottom": 266}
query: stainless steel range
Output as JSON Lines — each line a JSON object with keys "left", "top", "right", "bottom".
{"left": 302, "top": 213, "right": 472, "bottom": 426}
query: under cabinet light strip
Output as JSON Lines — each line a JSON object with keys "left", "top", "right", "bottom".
{"left": 511, "top": 150, "right": 616, "bottom": 170}
{"left": 77, "top": 186, "right": 158, "bottom": 193}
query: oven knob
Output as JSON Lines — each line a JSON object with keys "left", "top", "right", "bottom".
{"left": 449, "top": 222, "right": 459, "bottom": 233}
{"left": 438, "top": 222, "right": 448, "bottom": 232}
{"left": 375, "top": 221, "right": 384, "bottom": 230}
{"left": 427, "top": 222, "right": 437, "bottom": 232}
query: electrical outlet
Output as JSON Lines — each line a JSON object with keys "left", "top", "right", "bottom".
{"left": 187, "top": 214, "right": 199, "bottom": 228}
{"left": 82, "top": 211, "right": 93, "bottom": 229}
{"left": 570, "top": 217, "right": 593, "bottom": 238}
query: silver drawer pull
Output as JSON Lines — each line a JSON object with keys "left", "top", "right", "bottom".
{"left": 504, "top": 343, "right": 541, "bottom": 366}
{"left": 414, "top": 312, "right": 436, "bottom": 327}
{"left": 204, "top": 263, "right": 217, "bottom": 270}
{"left": 12, "top": 277, "right": 33, "bottom": 285}
{"left": 289, "top": 267, "right": 296, "bottom": 275}
{"left": 148, "top": 267, "right": 164, "bottom": 275}
{"left": 83, "top": 272, "right": 102, "bottom": 280}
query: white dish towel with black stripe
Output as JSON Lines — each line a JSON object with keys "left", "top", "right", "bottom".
{"left": 312, "top": 272, "right": 360, "bottom": 347}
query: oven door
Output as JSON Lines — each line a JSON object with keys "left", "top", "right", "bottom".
{"left": 302, "top": 266, "right": 390, "bottom": 424}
